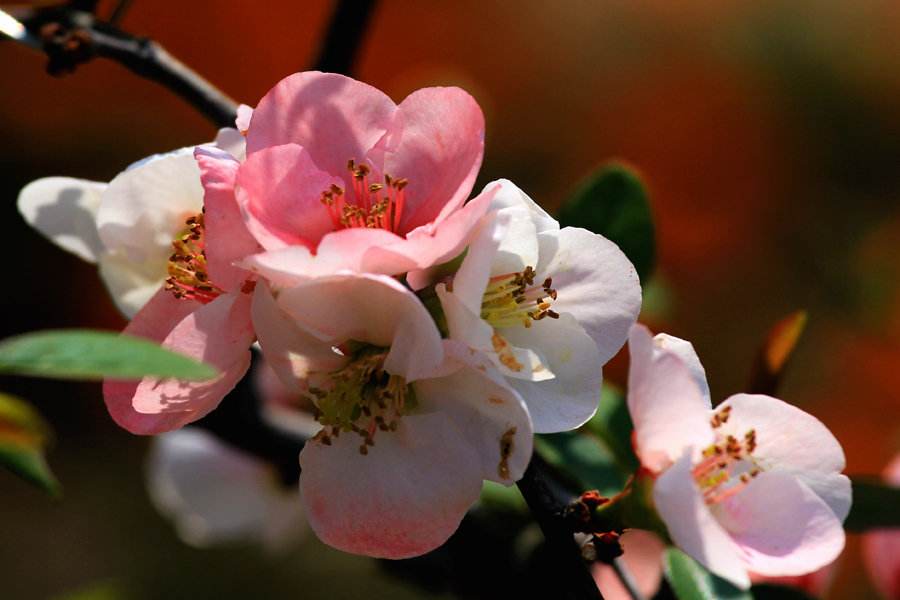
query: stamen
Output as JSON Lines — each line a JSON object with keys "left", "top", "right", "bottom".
{"left": 693, "top": 427, "right": 763, "bottom": 505}
{"left": 480, "top": 267, "right": 559, "bottom": 329}
{"left": 318, "top": 160, "right": 410, "bottom": 235}
{"left": 306, "top": 347, "right": 417, "bottom": 455}
{"left": 165, "top": 213, "right": 223, "bottom": 303}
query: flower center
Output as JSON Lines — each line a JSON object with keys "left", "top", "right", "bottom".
{"left": 165, "top": 212, "right": 223, "bottom": 303}
{"left": 693, "top": 406, "right": 762, "bottom": 505}
{"left": 480, "top": 266, "right": 559, "bottom": 329}
{"left": 308, "top": 346, "right": 417, "bottom": 455}
{"left": 319, "top": 160, "right": 408, "bottom": 234}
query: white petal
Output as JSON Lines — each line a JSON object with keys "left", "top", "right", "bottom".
{"left": 716, "top": 393, "right": 850, "bottom": 521}
{"left": 97, "top": 252, "right": 166, "bottom": 318}
{"left": 537, "top": 227, "right": 641, "bottom": 364}
{"left": 17, "top": 176, "right": 106, "bottom": 263}
{"left": 493, "top": 207, "right": 539, "bottom": 276}
{"left": 500, "top": 314, "right": 603, "bottom": 433}
{"left": 628, "top": 325, "right": 713, "bottom": 472}
{"left": 652, "top": 333, "right": 711, "bottom": 404}
{"left": 654, "top": 451, "right": 750, "bottom": 589}
{"left": 96, "top": 147, "right": 203, "bottom": 264}
{"left": 714, "top": 471, "right": 846, "bottom": 576}
{"left": 147, "top": 428, "right": 304, "bottom": 549}
{"left": 487, "top": 179, "right": 559, "bottom": 234}
{"left": 213, "top": 127, "right": 246, "bottom": 161}
{"left": 275, "top": 273, "right": 444, "bottom": 382}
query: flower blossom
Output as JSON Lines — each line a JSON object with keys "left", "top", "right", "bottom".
{"left": 435, "top": 180, "right": 641, "bottom": 432}
{"left": 198, "top": 71, "right": 495, "bottom": 284}
{"left": 627, "top": 324, "right": 850, "bottom": 588}
{"left": 17, "top": 129, "right": 245, "bottom": 317}
{"left": 252, "top": 273, "right": 533, "bottom": 558}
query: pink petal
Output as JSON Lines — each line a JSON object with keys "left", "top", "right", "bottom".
{"left": 235, "top": 143, "right": 342, "bottom": 250}
{"left": 103, "top": 289, "right": 254, "bottom": 434}
{"left": 376, "top": 86, "right": 484, "bottom": 231}
{"left": 369, "top": 182, "right": 499, "bottom": 286}
{"left": 195, "top": 146, "right": 261, "bottom": 291}
{"left": 246, "top": 71, "right": 396, "bottom": 176}
{"left": 593, "top": 530, "right": 665, "bottom": 600}
{"left": 628, "top": 325, "right": 714, "bottom": 472}
{"left": 275, "top": 273, "right": 444, "bottom": 382}
{"left": 651, "top": 333, "right": 710, "bottom": 404}
{"left": 250, "top": 281, "right": 347, "bottom": 394}
{"left": 653, "top": 451, "right": 750, "bottom": 589}
{"left": 716, "top": 471, "right": 845, "bottom": 577}
{"left": 863, "top": 524, "right": 900, "bottom": 600}
{"left": 299, "top": 409, "right": 484, "bottom": 558}
{"left": 716, "top": 393, "right": 851, "bottom": 521}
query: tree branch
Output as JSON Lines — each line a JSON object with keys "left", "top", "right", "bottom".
{"left": 517, "top": 452, "right": 604, "bottom": 599}
{"left": 311, "top": 0, "right": 378, "bottom": 75}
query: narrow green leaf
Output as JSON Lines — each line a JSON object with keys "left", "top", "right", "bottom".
{"left": 0, "top": 329, "right": 219, "bottom": 381}
{"left": 664, "top": 548, "right": 752, "bottom": 600}
{"left": 0, "top": 392, "right": 59, "bottom": 495}
{"left": 845, "top": 477, "right": 900, "bottom": 531}
{"left": 558, "top": 162, "right": 656, "bottom": 283}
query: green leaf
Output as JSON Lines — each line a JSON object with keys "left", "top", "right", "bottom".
{"left": 844, "top": 477, "right": 900, "bottom": 531}
{"left": 0, "top": 329, "right": 219, "bottom": 381}
{"left": 535, "top": 431, "right": 628, "bottom": 498}
{"left": 583, "top": 384, "right": 639, "bottom": 473}
{"left": 558, "top": 162, "right": 656, "bottom": 283}
{"left": 664, "top": 548, "right": 752, "bottom": 600}
{"left": 0, "top": 392, "right": 59, "bottom": 495}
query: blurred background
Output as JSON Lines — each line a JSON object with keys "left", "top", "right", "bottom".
{"left": 1, "top": 0, "right": 898, "bottom": 598}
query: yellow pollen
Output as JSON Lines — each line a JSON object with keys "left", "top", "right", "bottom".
{"left": 308, "top": 347, "right": 416, "bottom": 455}
{"left": 165, "top": 212, "right": 223, "bottom": 303}
{"left": 693, "top": 427, "right": 763, "bottom": 505}
{"left": 319, "top": 160, "right": 409, "bottom": 234}
{"left": 480, "top": 266, "right": 560, "bottom": 329}
{"left": 498, "top": 427, "right": 517, "bottom": 479}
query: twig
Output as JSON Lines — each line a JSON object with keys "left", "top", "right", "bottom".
{"left": 108, "top": 0, "right": 135, "bottom": 25}
{"left": 18, "top": 7, "right": 238, "bottom": 127}
{"left": 517, "top": 453, "right": 604, "bottom": 599}
{"left": 311, "top": 0, "right": 378, "bottom": 75}
{"left": 610, "top": 556, "right": 646, "bottom": 600}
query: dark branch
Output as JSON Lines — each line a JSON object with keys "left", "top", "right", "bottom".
{"left": 311, "top": 0, "right": 378, "bottom": 75}
{"left": 23, "top": 8, "right": 238, "bottom": 128}
{"left": 517, "top": 453, "right": 603, "bottom": 600}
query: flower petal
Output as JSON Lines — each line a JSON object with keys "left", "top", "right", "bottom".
{"left": 715, "top": 471, "right": 846, "bottom": 577}
{"left": 652, "top": 333, "right": 711, "bottom": 404}
{"left": 654, "top": 450, "right": 750, "bottom": 589}
{"left": 251, "top": 281, "right": 346, "bottom": 394}
{"left": 628, "top": 325, "right": 713, "bottom": 472}
{"left": 17, "top": 176, "right": 106, "bottom": 263}
{"left": 537, "top": 227, "right": 641, "bottom": 364}
{"left": 147, "top": 428, "right": 304, "bottom": 550}
{"left": 716, "top": 393, "right": 851, "bottom": 521}
{"left": 500, "top": 314, "right": 603, "bottom": 433}
{"left": 235, "top": 143, "right": 343, "bottom": 250}
{"left": 235, "top": 104, "right": 253, "bottom": 135}
{"left": 97, "top": 252, "right": 167, "bottom": 318}
{"left": 96, "top": 147, "right": 203, "bottom": 263}
{"left": 275, "top": 273, "right": 443, "bottom": 382}
{"left": 212, "top": 127, "right": 246, "bottom": 161}
{"left": 593, "top": 530, "right": 665, "bottom": 600}
{"left": 246, "top": 71, "right": 396, "bottom": 176}
{"left": 488, "top": 178, "right": 559, "bottom": 235}
{"left": 103, "top": 290, "right": 254, "bottom": 434}
{"left": 376, "top": 86, "right": 484, "bottom": 231}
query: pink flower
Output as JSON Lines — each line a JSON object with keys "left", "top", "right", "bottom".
{"left": 102, "top": 140, "right": 263, "bottom": 434}
{"left": 627, "top": 324, "right": 850, "bottom": 589}
{"left": 592, "top": 530, "right": 666, "bottom": 600}
{"left": 201, "top": 71, "right": 493, "bottom": 283}
{"left": 863, "top": 455, "right": 900, "bottom": 599}
{"left": 252, "top": 274, "right": 533, "bottom": 558}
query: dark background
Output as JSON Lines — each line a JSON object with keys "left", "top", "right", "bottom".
{"left": 1, "top": 1, "right": 898, "bottom": 598}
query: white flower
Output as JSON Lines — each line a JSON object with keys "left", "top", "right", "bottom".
{"left": 17, "top": 129, "right": 245, "bottom": 317}
{"left": 147, "top": 428, "right": 305, "bottom": 551}
{"left": 627, "top": 324, "right": 850, "bottom": 588}
{"left": 435, "top": 179, "right": 642, "bottom": 432}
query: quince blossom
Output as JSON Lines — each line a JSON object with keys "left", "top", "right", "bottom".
{"left": 435, "top": 180, "right": 641, "bottom": 432}
{"left": 199, "top": 71, "right": 495, "bottom": 283}
{"left": 252, "top": 275, "right": 533, "bottom": 558}
{"left": 17, "top": 129, "right": 245, "bottom": 317}
{"left": 627, "top": 324, "right": 850, "bottom": 588}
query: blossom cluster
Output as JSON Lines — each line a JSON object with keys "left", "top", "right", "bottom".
{"left": 19, "top": 71, "right": 849, "bottom": 583}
